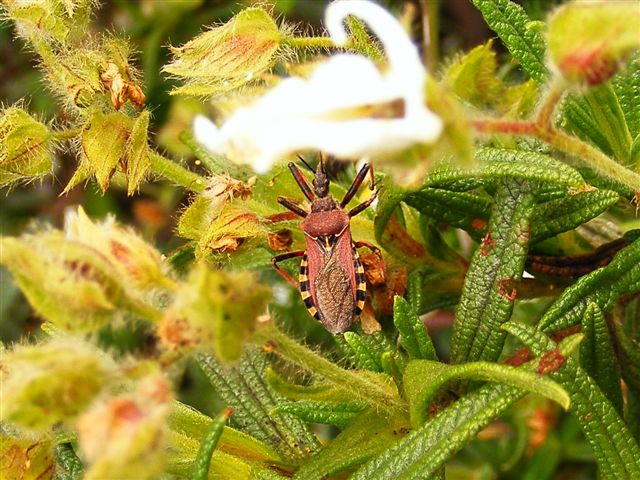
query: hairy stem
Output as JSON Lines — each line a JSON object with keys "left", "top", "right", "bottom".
{"left": 281, "top": 36, "right": 335, "bottom": 49}
{"left": 149, "top": 152, "right": 206, "bottom": 193}
{"left": 471, "top": 121, "right": 640, "bottom": 194}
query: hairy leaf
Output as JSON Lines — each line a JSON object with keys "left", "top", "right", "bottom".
{"left": 613, "top": 53, "right": 640, "bottom": 138}
{"left": 504, "top": 322, "right": 640, "bottom": 479}
{"left": 563, "top": 85, "right": 632, "bottom": 164}
{"left": 580, "top": 303, "right": 622, "bottom": 414}
{"left": 393, "top": 296, "right": 437, "bottom": 361}
{"left": 530, "top": 189, "right": 620, "bottom": 243}
{"left": 450, "top": 180, "right": 535, "bottom": 364}
{"left": 403, "top": 359, "right": 569, "bottom": 427}
{"left": 196, "top": 350, "right": 319, "bottom": 462}
{"left": 271, "top": 400, "right": 365, "bottom": 428}
{"left": 293, "top": 409, "right": 410, "bottom": 480}
{"left": 539, "top": 238, "right": 640, "bottom": 332}
{"left": 191, "top": 408, "right": 233, "bottom": 480}
{"left": 471, "top": 0, "right": 547, "bottom": 83}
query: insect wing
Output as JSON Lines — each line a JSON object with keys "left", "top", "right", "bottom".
{"left": 304, "top": 230, "right": 357, "bottom": 333}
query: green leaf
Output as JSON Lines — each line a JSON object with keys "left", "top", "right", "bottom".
{"left": 405, "top": 188, "right": 491, "bottom": 240}
{"left": 547, "top": 2, "right": 640, "bottom": 85}
{"left": 580, "top": 303, "right": 623, "bottom": 414}
{"left": 350, "top": 383, "right": 524, "bottom": 480}
{"left": 612, "top": 53, "right": 640, "bottom": 138}
{"left": 503, "top": 322, "right": 640, "bottom": 479}
{"left": 530, "top": 189, "right": 620, "bottom": 243}
{"left": 168, "top": 401, "right": 280, "bottom": 465}
{"left": 539, "top": 237, "right": 640, "bottom": 333}
{"left": 54, "top": 443, "right": 84, "bottom": 480}
{"left": 191, "top": 408, "right": 234, "bottom": 480}
{"left": 450, "top": 180, "right": 535, "bottom": 364}
{"left": 345, "top": 16, "right": 384, "bottom": 61}
{"left": 271, "top": 400, "right": 365, "bottom": 428}
{"left": 342, "top": 332, "right": 384, "bottom": 372}
{"left": 444, "top": 41, "right": 502, "bottom": 108}
{"left": 563, "top": 84, "right": 632, "bottom": 164}
{"left": 427, "top": 148, "right": 584, "bottom": 192}
{"left": 612, "top": 306, "right": 640, "bottom": 397}
{"left": 471, "top": 0, "right": 547, "bottom": 83}
{"left": 293, "top": 409, "right": 410, "bottom": 480}
{"left": 255, "top": 325, "right": 401, "bottom": 411}
{"left": 393, "top": 296, "right": 437, "bottom": 361}
{"left": 403, "top": 359, "right": 570, "bottom": 427}
{"left": 196, "top": 350, "right": 319, "bottom": 462}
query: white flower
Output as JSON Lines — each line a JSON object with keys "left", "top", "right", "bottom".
{"left": 194, "top": 0, "right": 442, "bottom": 173}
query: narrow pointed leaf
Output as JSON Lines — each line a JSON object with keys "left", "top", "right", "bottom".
{"left": 451, "top": 180, "right": 535, "bottom": 364}
{"left": 580, "top": 303, "right": 623, "bottom": 413}
{"left": 350, "top": 383, "right": 523, "bottom": 480}
{"left": 539, "top": 237, "right": 640, "bottom": 332}
{"left": 503, "top": 322, "right": 640, "bottom": 480}
{"left": 255, "top": 326, "right": 401, "bottom": 410}
{"left": 293, "top": 409, "right": 410, "bottom": 480}
{"left": 403, "top": 359, "right": 569, "bottom": 427}
{"left": 471, "top": 0, "right": 547, "bottom": 83}
{"left": 196, "top": 350, "right": 319, "bottom": 461}
{"left": 393, "top": 296, "right": 437, "bottom": 361}
{"left": 191, "top": 408, "right": 233, "bottom": 480}
{"left": 426, "top": 148, "right": 584, "bottom": 191}
{"left": 612, "top": 53, "right": 640, "bottom": 138}
{"left": 271, "top": 400, "right": 365, "bottom": 428}
{"left": 530, "top": 189, "right": 620, "bottom": 242}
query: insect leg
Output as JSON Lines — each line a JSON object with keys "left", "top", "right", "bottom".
{"left": 277, "top": 197, "right": 308, "bottom": 218}
{"left": 288, "top": 162, "right": 315, "bottom": 201}
{"left": 272, "top": 250, "right": 305, "bottom": 287}
{"left": 340, "top": 163, "right": 371, "bottom": 208}
{"left": 348, "top": 189, "right": 378, "bottom": 217}
{"left": 354, "top": 241, "right": 382, "bottom": 258}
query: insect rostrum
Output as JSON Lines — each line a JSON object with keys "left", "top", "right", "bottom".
{"left": 272, "top": 160, "right": 380, "bottom": 334}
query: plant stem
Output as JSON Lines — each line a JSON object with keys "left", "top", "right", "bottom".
{"left": 52, "top": 128, "right": 82, "bottom": 141}
{"left": 149, "top": 151, "right": 206, "bottom": 193}
{"left": 281, "top": 36, "right": 335, "bottom": 49}
{"left": 255, "top": 324, "right": 403, "bottom": 411}
{"left": 471, "top": 121, "right": 640, "bottom": 194}
{"left": 535, "top": 78, "right": 567, "bottom": 129}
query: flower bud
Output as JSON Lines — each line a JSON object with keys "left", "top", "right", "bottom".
{"left": 3, "top": 0, "right": 95, "bottom": 45}
{"left": 64, "top": 206, "right": 170, "bottom": 292}
{"left": 177, "top": 174, "right": 262, "bottom": 258}
{"left": 0, "top": 107, "right": 54, "bottom": 188}
{"left": 65, "top": 110, "right": 150, "bottom": 194}
{"left": 77, "top": 375, "right": 171, "bottom": 480}
{"left": 0, "top": 339, "right": 112, "bottom": 430}
{"left": 158, "top": 264, "right": 270, "bottom": 361}
{"left": 163, "top": 7, "right": 282, "bottom": 97}
{"left": 0, "top": 232, "right": 124, "bottom": 331}
{"left": 548, "top": 2, "right": 640, "bottom": 85}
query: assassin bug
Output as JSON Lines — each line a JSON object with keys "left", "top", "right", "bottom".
{"left": 272, "top": 159, "right": 381, "bottom": 334}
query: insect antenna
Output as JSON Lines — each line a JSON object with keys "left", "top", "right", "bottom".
{"left": 296, "top": 155, "right": 314, "bottom": 173}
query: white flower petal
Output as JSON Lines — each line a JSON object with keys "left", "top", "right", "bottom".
{"left": 194, "top": 0, "right": 442, "bottom": 173}
{"left": 193, "top": 114, "right": 223, "bottom": 153}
